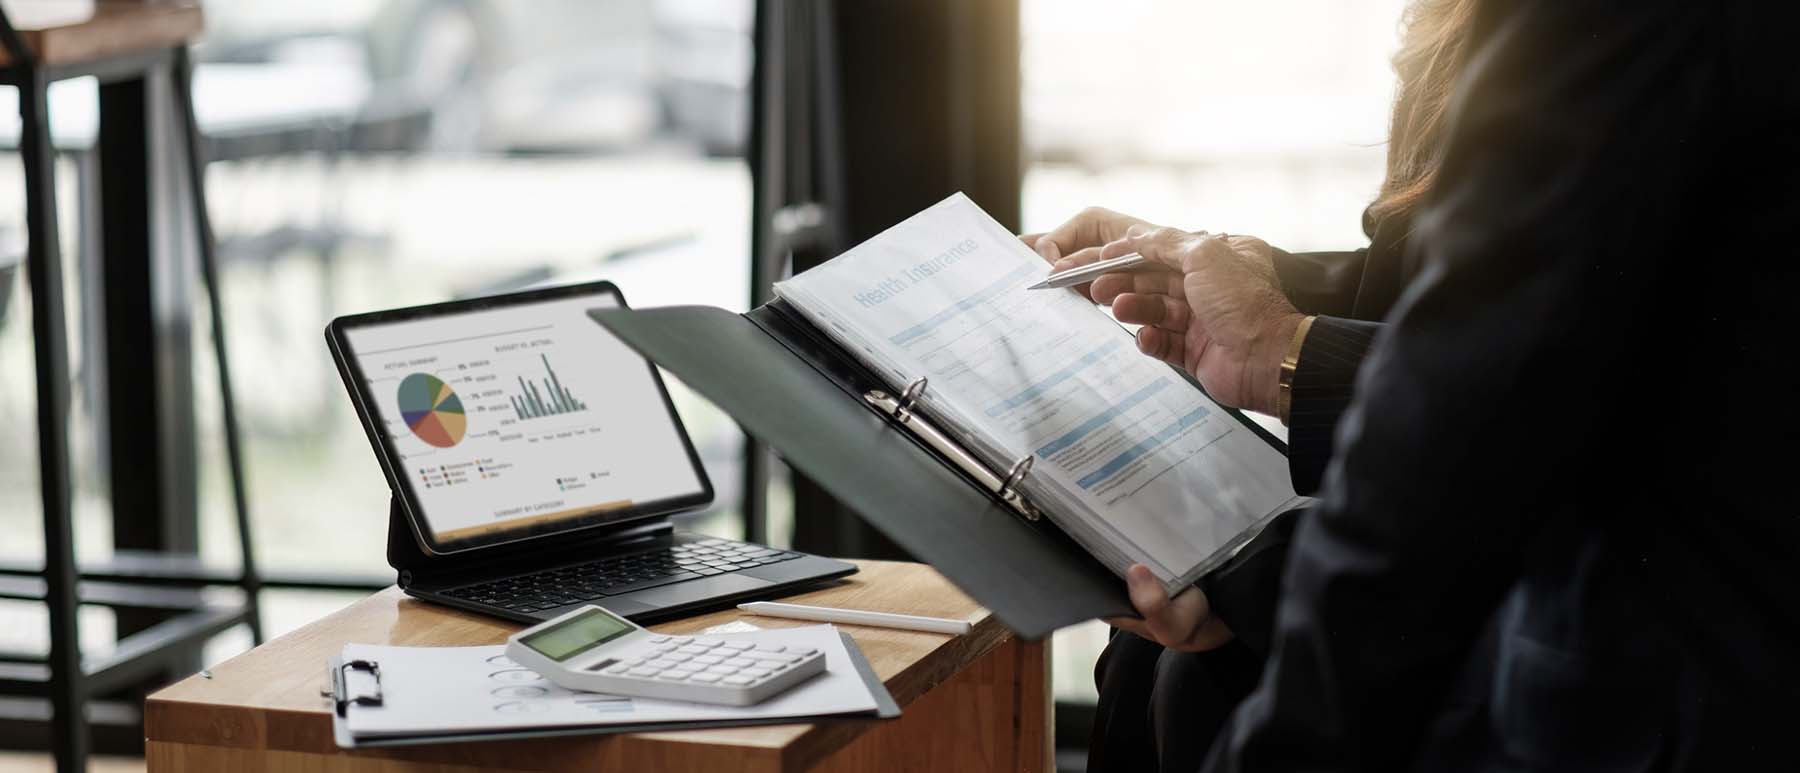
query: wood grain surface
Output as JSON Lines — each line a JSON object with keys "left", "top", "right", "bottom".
{"left": 145, "top": 560, "right": 1050, "bottom": 772}
{"left": 0, "top": 2, "right": 203, "bottom": 67}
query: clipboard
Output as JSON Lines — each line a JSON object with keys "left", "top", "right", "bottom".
{"left": 589, "top": 300, "right": 1168, "bottom": 638}
{"left": 330, "top": 630, "right": 900, "bottom": 748}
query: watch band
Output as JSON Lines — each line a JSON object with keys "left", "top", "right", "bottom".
{"left": 1277, "top": 315, "right": 1317, "bottom": 425}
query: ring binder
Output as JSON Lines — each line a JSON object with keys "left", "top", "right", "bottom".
{"left": 864, "top": 378, "right": 1042, "bottom": 523}
{"left": 332, "top": 659, "right": 385, "bottom": 716}
{"left": 894, "top": 376, "right": 928, "bottom": 422}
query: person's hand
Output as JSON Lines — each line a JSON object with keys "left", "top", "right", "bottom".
{"left": 1095, "top": 227, "right": 1303, "bottom": 417}
{"left": 1104, "top": 564, "right": 1235, "bottom": 652}
{"left": 1019, "top": 207, "right": 1157, "bottom": 300}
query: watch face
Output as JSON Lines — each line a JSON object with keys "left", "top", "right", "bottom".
{"left": 518, "top": 608, "right": 635, "bottom": 662}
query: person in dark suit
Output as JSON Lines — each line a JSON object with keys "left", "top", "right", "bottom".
{"left": 1024, "top": 0, "right": 1471, "bottom": 766}
{"left": 1032, "top": 0, "right": 1800, "bottom": 769}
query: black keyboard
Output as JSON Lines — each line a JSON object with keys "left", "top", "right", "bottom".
{"left": 443, "top": 539, "right": 803, "bottom": 614}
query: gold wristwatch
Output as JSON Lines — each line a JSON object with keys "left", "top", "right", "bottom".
{"left": 1277, "top": 315, "right": 1317, "bottom": 425}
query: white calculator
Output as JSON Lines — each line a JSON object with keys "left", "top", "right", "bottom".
{"left": 504, "top": 605, "right": 826, "bottom": 706}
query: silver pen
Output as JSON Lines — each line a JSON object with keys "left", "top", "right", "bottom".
{"left": 1026, "top": 252, "right": 1156, "bottom": 290}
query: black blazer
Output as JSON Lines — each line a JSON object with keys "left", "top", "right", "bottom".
{"left": 1272, "top": 209, "right": 1413, "bottom": 494}
{"left": 1202, "top": 1, "right": 1800, "bottom": 770}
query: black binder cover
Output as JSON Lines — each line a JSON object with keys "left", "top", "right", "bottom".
{"left": 591, "top": 304, "right": 1133, "bottom": 640}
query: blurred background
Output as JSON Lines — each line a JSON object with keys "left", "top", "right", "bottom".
{"left": 0, "top": 0, "right": 1403, "bottom": 769}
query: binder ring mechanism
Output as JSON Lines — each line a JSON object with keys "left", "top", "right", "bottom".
{"left": 332, "top": 659, "right": 385, "bottom": 717}
{"left": 865, "top": 377, "right": 1042, "bottom": 523}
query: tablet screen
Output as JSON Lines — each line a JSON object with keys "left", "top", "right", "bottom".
{"left": 334, "top": 284, "right": 709, "bottom": 551}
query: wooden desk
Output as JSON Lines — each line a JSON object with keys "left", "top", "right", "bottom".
{"left": 0, "top": 1, "right": 205, "bottom": 68}
{"left": 144, "top": 561, "right": 1050, "bottom": 772}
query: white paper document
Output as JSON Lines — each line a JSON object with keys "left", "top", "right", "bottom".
{"left": 335, "top": 624, "right": 882, "bottom": 743}
{"left": 774, "top": 193, "right": 1302, "bottom": 589}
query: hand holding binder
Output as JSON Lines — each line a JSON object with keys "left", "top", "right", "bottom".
{"left": 588, "top": 196, "right": 1301, "bottom": 638}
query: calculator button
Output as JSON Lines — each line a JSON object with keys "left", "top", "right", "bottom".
{"left": 724, "top": 657, "right": 755, "bottom": 667}
{"left": 621, "top": 657, "right": 646, "bottom": 666}
{"left": 790, "top": 648, "right": 817, "bottom": 656}
{"left": 721, "top": 641, "right": 754, "bottom": 651}
{"left": 704, "top": 665, "right": 738, "bottom": 675}
{"left": 751, "top": 645, "right": 785, "bottom": 654}
{"left": 646, "top": 659, "right": 677, "bottom": 669}
{"left": 663, "top": 653, "right": 692, "bottom": 663}
{"left": 675, "top": 645, "right": 709, "bottom": 655}
{"left": 653, "top": 644, "right": 678, "bottom": 653}
{"left": 754, "top": 659, "right": 788, "bottom": 670}
{"left": 657, "top": 671, "right": 693, "bottom": 680}
{"left": 669, "top": 636, "right": 693, "bottom": 644}
{"left": 690, "top": 673, "right": 722, "bottom": 683}
{"left": 739, "top": 667, "right": 772, "bottom": 678}
{"left": 603, "top": 664, "right": 632, "bottom": 674}
{"left": 723, "top": 676, "right": 754, "bottom": 686}
{"left": 695, "top": 637, "right": 723, "bottom": 647}
{"left": 648, "top": 636, "right": 671, "bottom": 643}
{"left": 691, "top": 655, "right": 723, "bottom": 665}
{"left": 627, "top": 667, "right": 659, "bottom": 677}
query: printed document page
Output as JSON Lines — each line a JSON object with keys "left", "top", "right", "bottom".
{"left": 338, "top": 625, "right": 876, "bottom": 741}
{"left": 774, "top": 193, "right": 1298, "bottom": 587}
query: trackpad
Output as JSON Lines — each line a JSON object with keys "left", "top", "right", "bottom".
{"left": 625, "top": 573, "right": 772, "bottom": 608}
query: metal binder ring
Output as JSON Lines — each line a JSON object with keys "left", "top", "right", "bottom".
{"left": 1000, "top": 455, "right": 1034, "bottom": 498}
{"left": 895, "top": 376, "right": 928, "bottom": 422}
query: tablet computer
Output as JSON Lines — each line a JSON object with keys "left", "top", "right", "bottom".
{"left": 326, "top": 280, "right": 713, "bottom": 555}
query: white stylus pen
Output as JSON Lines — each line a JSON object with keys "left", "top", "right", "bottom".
{"left": 737, "top": 601, "right": 973, "bottom": 635}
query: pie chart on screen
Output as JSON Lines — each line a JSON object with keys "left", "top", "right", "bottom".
{"left": 398, "top": 373, "right": 467, "bottom": 448}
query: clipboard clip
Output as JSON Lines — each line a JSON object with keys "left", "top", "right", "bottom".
{"left": 331, "top": 659, "right": 385, "bottom": 717}
{"left": 864, "top": 377, "right": 1042, "bottom": 523}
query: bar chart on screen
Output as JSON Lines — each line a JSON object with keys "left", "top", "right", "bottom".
{"left": 509, "top": 354, "right": 589, "bottom": 420}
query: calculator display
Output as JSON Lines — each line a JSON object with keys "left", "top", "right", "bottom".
{"left": 518, "top": 608, "right": 635, "bottom": 661}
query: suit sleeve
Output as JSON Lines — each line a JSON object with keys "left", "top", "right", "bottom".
{"left": 1285, "top": 316, "right": 1381, "bottom": 494}
{"left": 1269, "top": 245, "right": 1386, "bottom": 494}
{"left": 1269, "top": 248, "right": 1368, "bottom": 319}
{"left": 1205, "top": 2, "right": 1710, "bottom": 770}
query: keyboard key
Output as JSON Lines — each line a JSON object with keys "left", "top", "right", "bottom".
{"left": 695, "top": 569, "right": 723, "bottom": 576}
{"left": 601, "top": 572, "right": 702, "bottom": 595}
